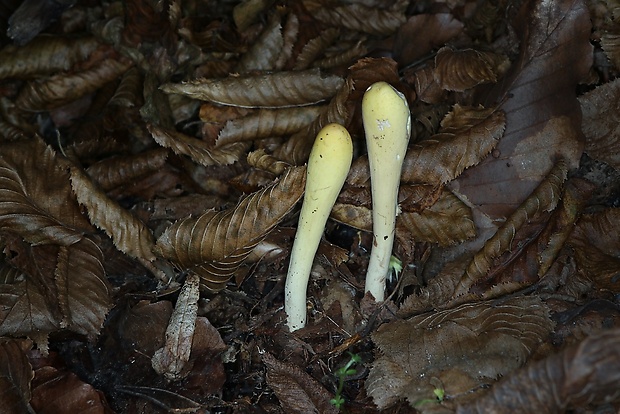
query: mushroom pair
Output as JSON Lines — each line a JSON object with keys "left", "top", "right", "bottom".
{"left": 285, "top": 82, "right": 412, "bottom": 331}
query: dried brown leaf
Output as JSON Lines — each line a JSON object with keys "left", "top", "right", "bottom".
{"left": 394, "top": 14, "right": 464, "bottom": 67}
{"left": 30, "top": 367, "right": 112, "bottom": 414}
{"left": 0, "top": 138, "right": 93, "bottom": 246}
{"left": 294, "top": 28, "right": 340, "bottom": 70}
{"left": 235, "top": 12, "right": 284, "bottom": 73}
{"left": 304, "top": 1, "right": 405, "bottom": 36}
{"left": 263, "top": 352, "right": 338, "bottom": 414}
{"left": 149, "top": 123, "right": 250, "bottom": 167}
{"left": 456, "top": 0, "right": 591, "bottom": 219}
{"left": 433, "top": 46, "right": 508, "bottom": 92}
{"left": 155, "top": 166, "right": 306, "bottom": 290}
{"left": 152, "top": 273, "right": 199, "bottom": 380}
{"left": 160, "top": 69, "right": 344, "bottom": 108}
{"left": 16, "top": 55, "right": 133, "bottom": 111}
{"left": 367, "top": 296, "right": 554, "bottom": 409}
{"left": 70, "top": 167, "right": 156, "bottom": 261}
{"left": 397, "top": 160, "right": 568, "bottom": 317}
{"left": 0, "top": 338, "right": 33, "bottom": 414}
{"left": 457, "top": 160, "right": 567, "bottom": 295}
{"left": 457, "top": 328, "right": 620, "bottom": 413}
{"left": 217, "top": 106, "right": 322, "bottom": 147}
{"left": 86, "top": 148, "right": 169, "bottom": 191}
{"left": 247, "top": 149, "right": 291, "bottom": 175}
{"left": 54, "top": 238, "right": 112, "bottom": 339}
{"left": 396, "top": 190, "right": 475, "bottom": 247}
{"left": 579, "top": 78, "right": 620, "bottom": 169}
{"left": 0, "top": 35, "right": 100, "bottom": 80}
{"left": 570, "top": 207, "right": 620, "bottom": 290}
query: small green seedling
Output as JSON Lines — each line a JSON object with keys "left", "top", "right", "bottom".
{"left": 413, "top": 385, "right": 445, "bottom": 408}
{"left": 330, "top": 352, "right": 362, "bottom": 410}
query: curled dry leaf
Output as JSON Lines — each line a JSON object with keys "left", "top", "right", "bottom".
{"left": 456, "top": 160, "right": 567, "bottom": 296}
{"left": 247, "top": 149, "right": 291, "bottom": 175}
{"left": 149, "top": 123, "right": 250, "bottom": 167}
{"left": 570, "top": 207, "right": 620, "bottom": 291}
{"left": 15, "top": 55, "right": 133, "bottom": 111}
{"left": 304, "top": 1, "right": 406, "bottom": 36}
{"left": 367, "top": 296, "right": 554, "bottom": 409}
{"left": 457, "top": 328, "right": 620, "bottom": 413}
{"left": 456, "top": 0, "right": 591, "bottom": 219}
{"left": 293, "top": 28, "right": 340, "bottom": 70}
{"left": 393, "top": 14, "right": 464, "bottom": 67}
{"left": 0, "top": 138, "right": 93, "bottom": 246}
{"left": 155, "top": 166, "right": 306, "bottom": 291}
{"left": 216, "top": 106, "right": 322, "bottom": 147}
{"left": 433, "top": 46, "right": 508, "bottom": 92}
{"left": 396, "top": 189, "right": 476, "bottom": 246}
{"left": 152, "top": 273, "right": 199, "bottom": 380}
{"left": 579, "top": 78, "right": 620, "bottom": 169}
{"left": 263, "top": 352, "right": 338, "bottom": 414}
{"left": 235, "top": 12, "right": 283, "bottom": 73}
{"left": 397, "top": 160, "right": 568, "bottom": 317}
{"left": 54, "top": 238, "right": 112, "bottom": 339}
{"left": 160, "top": 69, "right": 344, "bottom": 108}
{"left": 70, "top": 167, "right": 156, "bottom": 261}
{"left": 0, "top": 35, "right": 100, "bottom": 80}
{"left": 0, "top": 338, "right": 33, "bottom": 414}
{"left": 86, "top": 148, "right": 169, "bottom": 191}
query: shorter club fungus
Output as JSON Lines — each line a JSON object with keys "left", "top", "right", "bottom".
{"left": 362, "top": 81, "right": 411, "bottom": 302}
{"left": 285, "top": 123, "right": 353, "bottom": 331}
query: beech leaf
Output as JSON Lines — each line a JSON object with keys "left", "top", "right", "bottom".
{"left": 155, "top": 166, "right": 306, "bottom": 290}
{"left": 455, "top": 0, "right": 592, "bottom": 219}
{"left": 0, "top": 138, "right": 93, "bottom": 246}
{"left": 263, "top": 352, "right": 338, "bottom": 414}
{"left": 367, "top": 296, "right": 554, "bottom": 409}
{"left": 160, "top": 69, "right": 344, "bottom": 108}
{"left": 0, "top": 338, "right": 33, "bottom": 414}
{"left": 457, "top": 328, "right": 620, "bottom": 413}
{"left": 70, "top": 167, "right": 156, "bottom": 261}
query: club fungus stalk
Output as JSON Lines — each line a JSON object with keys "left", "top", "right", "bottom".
{"left": 285, "top": 123, "right": 353, "bottom": 331}
{"left": 362, "top": 82, "right": 411, "bottom": 302}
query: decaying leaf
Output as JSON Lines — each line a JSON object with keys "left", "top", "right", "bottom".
{"left": 456, "top": 159, "right": 567, "bottom": 296}
{"left": 570, "top": 207, "right": 620, "bottom": 291}
{"left": 149, "top": 123, "right": 250, "bottom": 167}
{"left": 30, "top": 366, "right": 111, "bottom": 414}
{"left": 455, "top": 0, "right": 591, "bottom": 219}
{"left": 398, "top": 160, "right": 567, "bottom": 316}
{"left": 235, "top": 11, "right": 284, "bottom": 73}
{"left": 457, "top": 328, "right": 620, "bottom": 413}
{"left": 396, "top": 189, "right": 476, "bottom": 246}
{"left": 367, "top": 296, "right": 554, "bottom": 409}
{"left": 86, "top": 148, "right": 169, "bottom": 191}
{"left": 0, "top": 35, "right": 100, "bottom": 80}
{"left": 0, "top": 338, "right": 33, "bottom": 414}
{"left": 16, "top": 54, "right": 133, "bottom": 111}
{"left": 263, "top": 352, "right": 338, "bottom": 414}
{"left": 152, "top": 273, "right": 199, "bottom": 380}
{"left": 304, "top": 1, "right": 406, "bottom": 36}
{"left": 216, "top": 106, "right": 322, "bottom": 147}
{"left": 0, "top": 138, "right": 93, "bottom": 246}
{"left": 160, "top": 69, "right": 344, "bottom": 108}
{"left": 293, "top": 28, "right": 340, "bottom": 70}
{"left": 433, "top": 46, "right": 508, "bottom": 92}
{"left": 70, "top": 167, "right": 156, "bottom": 261}
{"left": 579, "top": 78, "right": 620, "bottom": 169}
{"left": 155, "top": 166, "right": 306, "bottom": 290}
